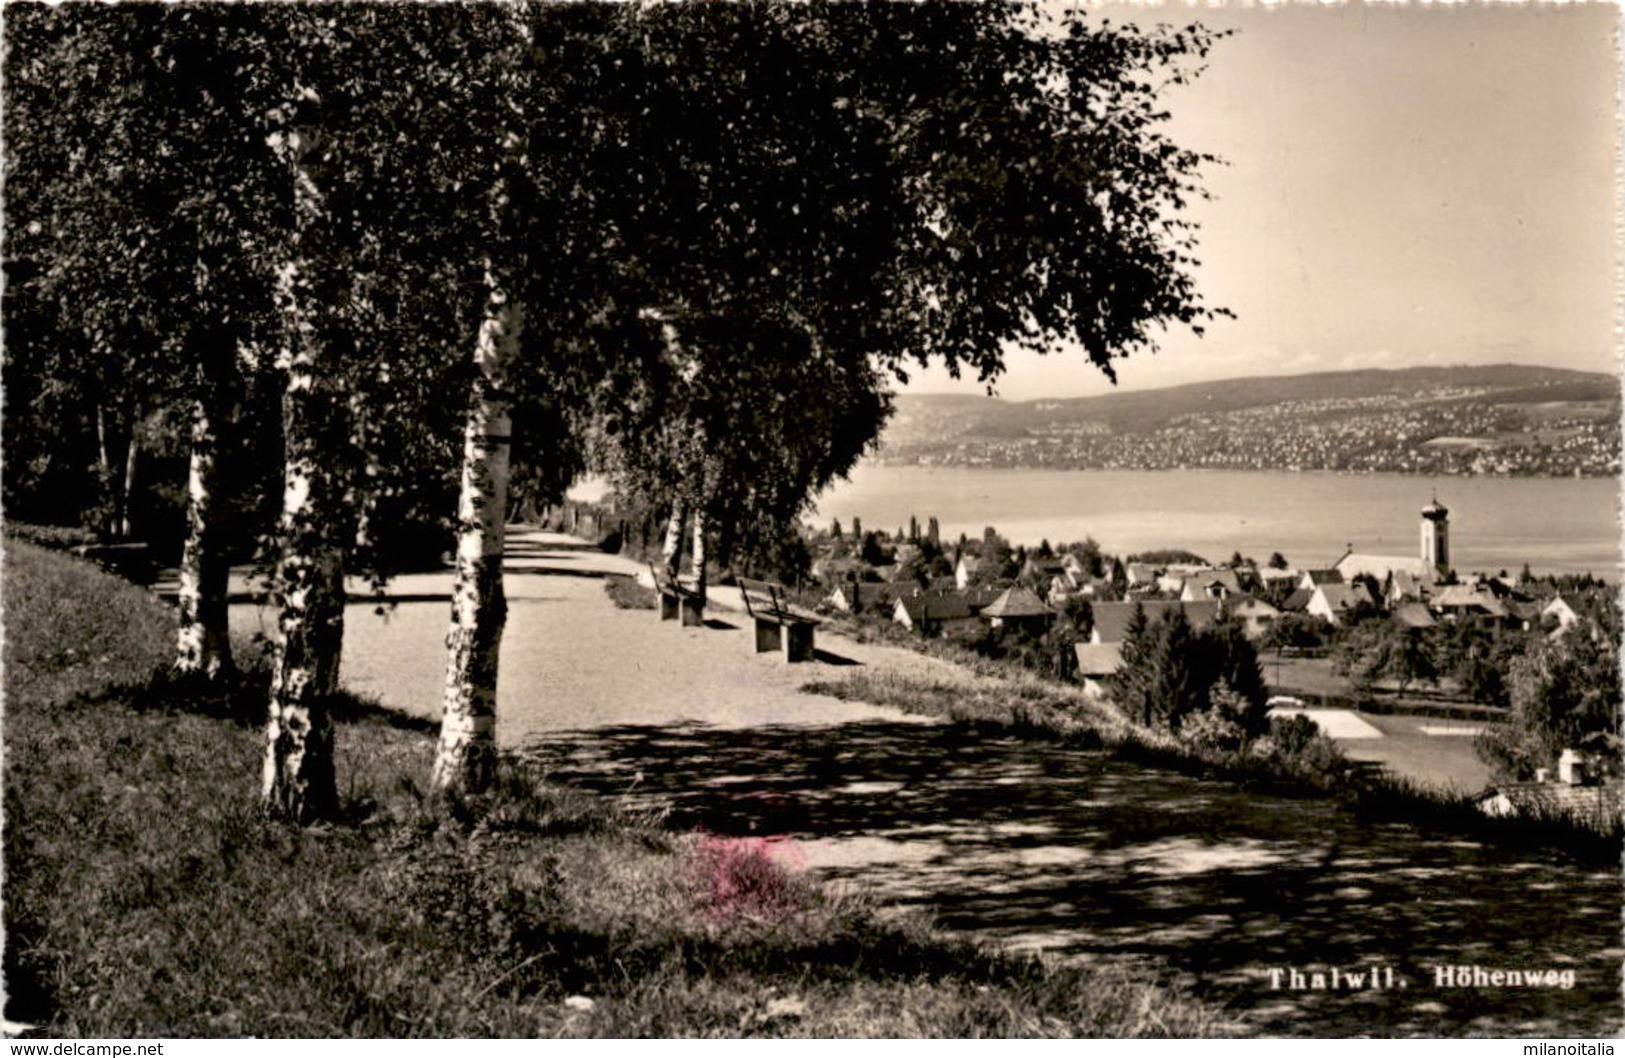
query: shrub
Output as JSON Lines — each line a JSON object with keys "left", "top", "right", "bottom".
{"left": 1179, "top": 706, "right": 1247, "bottom": 754}
{"left": 3, "top": 522, "right": 100, "bottom": 551}
{"left": 1268, "top": 713, "right": 1322, "bottom": 758}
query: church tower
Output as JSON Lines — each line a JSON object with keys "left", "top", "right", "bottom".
{"left": 1420, "top": 497, "right": 1450, "bottom": 577}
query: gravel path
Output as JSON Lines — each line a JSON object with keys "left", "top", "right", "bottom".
{"left": 227, "top": 527, "right": 952, "bottom": 744}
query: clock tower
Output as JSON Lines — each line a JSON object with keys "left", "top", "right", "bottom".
{"left": 1421, "top": 497, "right": 1450, "bottom": 577}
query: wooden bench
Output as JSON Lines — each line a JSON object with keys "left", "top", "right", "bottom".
{"left": 738, "top": 577, "right": 821, "bottom": 662}
{"left": 650, "top": 564, "right": 706, "bottom": 626}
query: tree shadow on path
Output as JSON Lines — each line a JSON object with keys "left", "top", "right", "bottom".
{"left": 523, "top": 720, "right": 1622, "bottom": 1038}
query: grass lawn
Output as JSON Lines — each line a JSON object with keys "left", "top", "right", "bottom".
{"left": 1333, "top": 713, "right": 1494, "bottom": 796}
{"left": 1262, "top": 654, "right": 1348, "bottom": 699}
{"left": 1264, "top": 654, "right": 1504, "bottom": 792}
{"left": 3, "top": 539, "right": 1232, "bottom": 1038}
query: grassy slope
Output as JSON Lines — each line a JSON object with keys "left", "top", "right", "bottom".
{"left": 4, "top": 538, "right": 175, "bottom": 709}
{"left": 3, "top": 541, "right": 1231, "bottom": 1038}
{"left": 800, "top": 645, "right": 1622, "bottom": 864}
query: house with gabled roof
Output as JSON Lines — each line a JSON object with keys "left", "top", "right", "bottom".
{"left": 1020, "top": 555, "right": 1067, "bottom": 587}
{"left": 1278, "top": 587, "right": 1315, "bottom": 614}
{"left": 894, "top": 592, "right": 974, "bottom": 638}
{"left": 1124, "top": 563, "right": 1159, "bottom": 591}
{"left": 1073, "top": 643, "right": 1124, "bottom": 698}
{"left": 1391, "top": 601, "right": 1436, "bottom": 630}
{"left": 1384, "top": 570, "right": 1431, "bottom": 606}
{"left": 1082, "top": 576, "right": 1113, "bottom": 600}
{"left": 826, "top": 581, "right": 914, "bottom": 616}
{"left": 1089, "top": 600, "right": 1220, "bottom": 645}
{"left": 1306, "top": 582, "right": 1376, "bottom": 626}
{"left": 894, "top": 585, "right": 1002, "bottom": 638}
{"left": 1505, "top": 598, "right": 1545, "bottom": 631}
{"left": 1179, "top": 569, "right": 1244, "bottom": 602}
{"left": 1227, "top": 593, "right": 1282, "bottom": 639}
{"left": 1477, "top": 749, "right": 1621, "bottom": 829}
{"left": 1430, "top": 584, "right": 1516, "bottom": 630}
{"left": 1542, "top": 594, "right": 1585, "bottom": 633}
{"left": 1155, "top": 565, "right": 1207, "bottom": 595}
{"left": 1050, "top": 572, "right": 1110, "bottom": 605}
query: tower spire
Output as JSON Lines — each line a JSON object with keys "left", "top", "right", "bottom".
{"left": 1420, "top": 495, "right": 1450, "bottom": 577}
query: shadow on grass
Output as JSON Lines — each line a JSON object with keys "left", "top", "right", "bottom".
{"left": 811, "top": 649, "right": 861, "bottom": 667}
{"left": 522, "top": 720, "right": 1623, "bottom": 1038}
{"left": 85, "top": 667, "right": 446, "bottom": 738}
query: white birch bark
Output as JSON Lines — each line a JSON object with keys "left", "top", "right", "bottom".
{"left": 690, "top": 505, "right": 708, "bottom": 605}
{"left": 432, "top": 101, "right": 530, "bottom": 795}
{"left": 432, "top": 273, "right": 521, "bottom": 794}
{"left": 96, "top": 403, "right": 110, "bottom": 479}
{"left": 174, "top": 343, "right": 234, "bottom": 678}
{"left": 660, "top": 502, "right": 688, "bottom": 578}
{"left": 262, "top": 327, "right": 345, "bottom": 822}
{"left": 94, "top": 404, "right": 113, "bottom": 536}
{"left": 261, "top": 98, "right": 344, "bottom": 823}
{"left": 116, "top": 413, "right": 139, "bottom": 539}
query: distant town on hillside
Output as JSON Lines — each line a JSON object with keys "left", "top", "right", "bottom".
{"left": 880, "top": 365, "right": 1620, "bottom": 477}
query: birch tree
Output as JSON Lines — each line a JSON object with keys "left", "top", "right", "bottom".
{"left": 572, "top": 3, "right": 1228, "bottom": 578}
{"left": 259, "top": 78, "right": 351, "bottom": 821}
{"left": 429, "top": 12, "right": 550, "bottom": 795}
{"left": 10, "top": 3, "right": 1229, "bottom": 810}
{"left": 255, "top": 6, "right": 511, "bottom": 817}
{"left": 4, "top": 5, "right": 293, "bottom": 678}
{"left": 432, "top": 207, "right": 525, "bottom": 793}
{"left": 174, "top": 313, "right": 239, "bottom": 678}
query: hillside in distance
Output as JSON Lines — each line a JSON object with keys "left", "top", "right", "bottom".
{"left": 878, "top": 365, "right": 1620, "bottom": 477}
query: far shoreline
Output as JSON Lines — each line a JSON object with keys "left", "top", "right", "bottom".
{"left": 808, "top": 464, "right": 1622, "bottom": 581}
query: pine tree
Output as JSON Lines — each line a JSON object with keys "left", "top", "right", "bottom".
{"left": 1118, "top": 602, "right": 1154, "bottom": 725}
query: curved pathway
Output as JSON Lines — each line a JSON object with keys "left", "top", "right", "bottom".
{"left": 227, "top": 528, "right": 949, "bottom": 742}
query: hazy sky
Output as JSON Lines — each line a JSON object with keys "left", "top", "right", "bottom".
{"left": 906, "top": 0, "right": 1620, "bottom": 401}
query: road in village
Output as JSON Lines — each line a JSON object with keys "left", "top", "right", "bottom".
{"left": 222, "top": 529, "right": 1621, "bottom": 1037}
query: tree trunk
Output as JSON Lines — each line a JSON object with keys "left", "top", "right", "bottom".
{"left": 174, "top": 335, "right": 235, "bottom": 679}
{"left": 95, "top": 402, "right": 111, "bottom": 477}
{"left": 116, "top": 408, "right": 140, "bottom": 540}
{"left": 660, "top": 501, "right": 688, "bottom": 579}
{"left": 262, "top": 104, "right": 344, "bottom": 824}
{"left": 691, "top": 506, "right": 708, "bottom": 606}
{"left": 94, "top": 403, "right": 115, "bottom": 538}
{"left": 432, "top": 274, "right": 522, "bottom": 796}
{"left": 716, "top": 513, "right": 740, "bottom": 574}
{"left": 262, "top": 338, "right": 346, "bottom": 823}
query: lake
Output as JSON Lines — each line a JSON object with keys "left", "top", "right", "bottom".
{"left": 812, "top": 466, "right": 1622, "bottom": 578}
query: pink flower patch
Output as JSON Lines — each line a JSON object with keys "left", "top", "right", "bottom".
{"left": 691, "top": 832, "right": 808, "bottom": 922}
